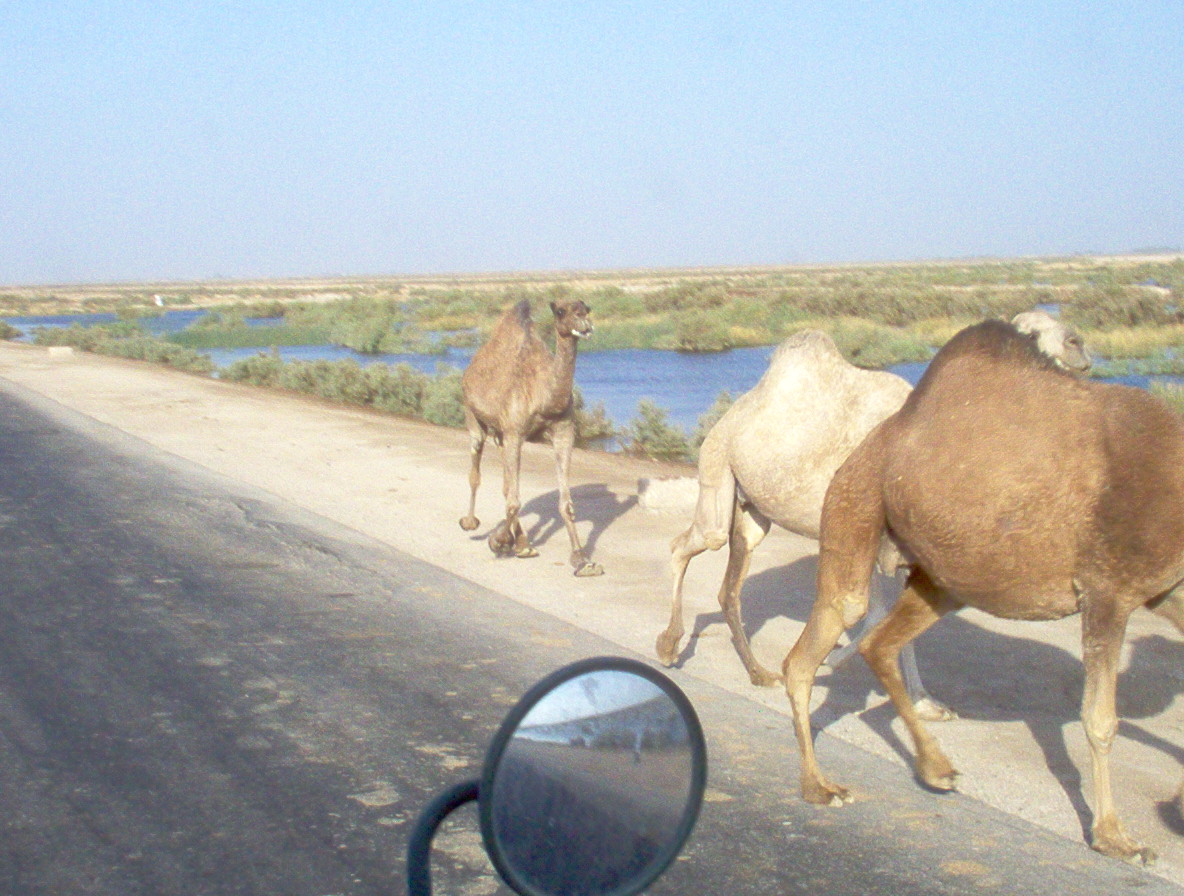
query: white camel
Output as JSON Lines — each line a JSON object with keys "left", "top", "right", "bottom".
{"left": 656, "top": 311, "right": 1090, "bottom": 720}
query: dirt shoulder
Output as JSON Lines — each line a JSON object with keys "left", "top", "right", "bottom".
{"left": 3, "top": 341, "right": 1184, "bottom": 884}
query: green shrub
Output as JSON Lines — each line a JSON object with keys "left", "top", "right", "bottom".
{"left": 421, "top": 365, "right": 467, "bottom": 428}
{"left": 222, "top": 352, "right": 286, "bottom": 387}
{"left": 622, "top": 400, "right": 690, "bottom": 462}
{"left": 824, "top": 319, "right": 932, "bottom": 368}
{"left": 669, "top": 310, "right": 733, "bottom": 352}
{"left": 572, "top": 385, "right": 614, "bottom": 446}
{"left": 369, "top": 363, "right": 428, "bottom": 417}
{"left": 692, "top": 391, "right": 735, "bottom": 451}
{"left": 33, "top": 323, "right": 214, "bottom": 374}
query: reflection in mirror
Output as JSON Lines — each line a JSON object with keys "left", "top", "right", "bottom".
{"left": 486, "top": 669, "right": 700, "bottom": 896}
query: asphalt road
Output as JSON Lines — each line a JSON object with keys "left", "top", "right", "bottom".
{"left": 0, "top": 379, "right": 1179, "bottom": 896}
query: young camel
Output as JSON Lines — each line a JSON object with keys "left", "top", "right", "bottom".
{"left": 459, "top": 298, "right": 604, "bottom": 577}
{"left": 785, "top": 319, "right": 1182, "bottom": 864}
{"left": 656, "top": 312, "right": 1089, "bottom": 720}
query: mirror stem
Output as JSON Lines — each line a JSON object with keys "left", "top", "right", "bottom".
{"left": 406, "top": 780, "right": 480, "bottom": 896}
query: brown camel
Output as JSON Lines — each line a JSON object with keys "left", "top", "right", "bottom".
{"left": 784, "top": 319, "right": 1184, "bottom": 863}
{"left": 459, "top": 298, "right": 604, "bottom": 576}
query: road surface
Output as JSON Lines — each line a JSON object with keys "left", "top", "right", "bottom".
{"left": 1, "top": 341, "right": 1182, "bottom": 893}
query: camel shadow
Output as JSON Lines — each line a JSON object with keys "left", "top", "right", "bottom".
{"left": 843, "top": 623, "right": 1184, "bottom": 841}
{"left": 516, "top": 483, "right": 637, "bottom": 561}
{"left": 675, "top": 552, "right": 1184, "bottom": 842}
{"left": 674, "top": 554, "right": 820, "bottom": 669}
{"left": 460, "top": 481, "right": 635, "bottom": 565}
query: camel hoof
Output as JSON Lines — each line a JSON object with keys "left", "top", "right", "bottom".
{"left": 1093, "top": 839, "right": 1157, "bottom": 866}
{"left": 515, "top": 546, "right": 539, "bottom": 559}
{"left": 802, "top": 777, "right": 852, "bottom": 807}
{"left": 574, "top": 560, "right": 604, "bottom": 577}
{"left": 459, "top": 516, "right": 480, "bottom": 531}
{"left": 488, "top": 524, "right": 515, "bottom": 557}
{"left": 747, "top": 667, "right": 784, "bottom": 688}
{"left": 918, "top": 762, "right": 959, "bottom": 793}
{"left": 914, "top": 696, "right": 957, "bottom": 722}
{"left": 655, "top": 631, "right": 681, "bottom": 667}
{"left": 1091, "top": 819, "right": 1157, "bottom": 865}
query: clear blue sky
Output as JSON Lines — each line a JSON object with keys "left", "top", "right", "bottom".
{"left": 2, "top": 1, "right": 1181, "bottom": 285}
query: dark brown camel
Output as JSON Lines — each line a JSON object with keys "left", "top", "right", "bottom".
{"left": 784, "top": 319, "right": 1184, "bottom": 864}
{"left": 459, "top": 298, "right": 604, "bottom": 576}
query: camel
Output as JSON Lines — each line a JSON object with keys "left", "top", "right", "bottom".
{"left": 784, "top": 319, "right": 1184, "bottom": 863}
{"left": 459, "top": 298, "right": 604, "bottom": 577}
{"left": 656, "top": 312, "right": 1089, "bottom": 721}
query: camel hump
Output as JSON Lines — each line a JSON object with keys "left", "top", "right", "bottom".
{"left": 483, "top": 298, "right": 535, "bottom": 346}
{"left": 766, "top": 330, "right": 843, "bottom": 372}
{"left": 510, "top": 298, "right": 532, "bottom": 327}
{"left": 939, "top": 319, "right": 1053, "bottom": 368}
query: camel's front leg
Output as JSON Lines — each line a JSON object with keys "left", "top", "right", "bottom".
{"left": 784, "top": 577, "right": 858, "bottom": 806}
{"left": 551, "top": 419, "right": 602, "bottom": 576}
{"left": 489, "top": 433, "right": 537, "bottom": 558}
{"left": 459, "top": 410, "right": 485, "bottom": 531}
{"left": 719, "top": 500, "right": 776, "bottom": 686}
{"left": 1081, "top": 597, "right": 1153, "bottom": 863}
{"left": 786, "top": 437, "right": 886, "bottom": 806}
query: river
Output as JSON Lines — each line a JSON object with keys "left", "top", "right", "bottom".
{"left": 2, "top": 311, "right": 1160, "bottom": 435}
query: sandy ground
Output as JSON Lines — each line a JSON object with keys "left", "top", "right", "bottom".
{"left": 4, "top": 341, "right": 1184, "bottom": 884}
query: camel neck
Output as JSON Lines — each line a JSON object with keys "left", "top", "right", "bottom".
{"left": 543, "top": 332, "right": 579, "bottom": 413}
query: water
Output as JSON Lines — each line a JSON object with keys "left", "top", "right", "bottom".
{"left": 2, "top": 311, "right": 1168, "bottom": 434}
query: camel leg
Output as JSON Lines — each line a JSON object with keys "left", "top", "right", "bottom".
{"left": 828, "top": 571, "right": 955, "bottom": 721}
{"left": 859, "top": 569, "right": 961, "bottom": 791}
{"left": 489, "top": 432, "right": 536, "bottom": 559}
{"left": 719, "top": 499, "right": 777, "bottom": 686}
{"left": 1080, "top": 597, "right": 1152, "bottom": 863}
{"left": 551, "top": 418, "right": 602, "bottom": 576}
{"left": 459, "top": 410, "right": 485, "bottom": 531}
{"left": 785, "top": 434, "right": 886, "bottom": 807}
{"left": 784, "top": 574, "right": 861, "bottom": 806}
{"left": 656, "top": 466, "right": 737, "bottom": 666}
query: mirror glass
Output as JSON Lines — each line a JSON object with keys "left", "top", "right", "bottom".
{"left": 483, "top": 664, "right": 703, "bottom": 896}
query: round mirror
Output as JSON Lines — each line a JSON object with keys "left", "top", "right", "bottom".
{"left": 479, "top": 657, "right": 706, "bottom": 896}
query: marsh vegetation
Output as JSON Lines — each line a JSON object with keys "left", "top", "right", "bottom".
{"left": 6, "top": 254, "right": 1182, "bottom": 460}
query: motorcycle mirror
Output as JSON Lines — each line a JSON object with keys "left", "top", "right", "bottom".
{"left": 407, "top": 656, "right": 706, "bottom": 896}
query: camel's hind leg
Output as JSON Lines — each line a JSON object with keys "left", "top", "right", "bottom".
{"left": 719, "top": 499, "right": 776, "bottom": 686}
{"left": 1080, "top": 596, "right": 1152, "bottom": 863}
{"left": 459, "top": 409, "right": 485, "bottom": 531}
{"left": 656, "top": 464, "right": 737, "bottom": 666}
{"left": 859, "top": 569, "right": 960, "bottom": 791}
{"left": 551, "top": 418, "right": 602, "bottom": 576}
{"left": 828, "top": 571, "right": 955, "bottom": 721}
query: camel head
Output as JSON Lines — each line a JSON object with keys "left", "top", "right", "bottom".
{"left": 550, "top": 299, "right": 594, "bottom": 340}
{"left": 1010, "top": 310, "right": 1091, "bottom": 374}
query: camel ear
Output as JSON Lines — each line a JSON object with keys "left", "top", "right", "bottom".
{"left": 550, "top": 301, "right": 559, "bottom": 316}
